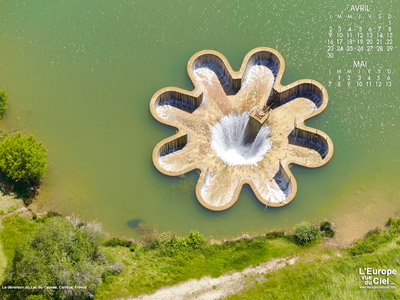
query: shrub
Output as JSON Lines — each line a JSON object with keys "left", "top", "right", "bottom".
{"left": 348, "top": 228, "right": 387, "bottom": 256}
{"left": 137, "top": 222, "right": 159, "bottom": 246}
{"left": 365, "top": 228, "right": 380, "bottom": 238}
{"left": 105, "top": 237, "right": 134, "bottom": 248}
{"left": 184, "top": 230, "right": 207, "bottom": 250}
{"left": 293, "top": 222, "right": 319, "bottom": 245}
{"left": 167, "top": 235, "right": 185, "bottom": 250}
{"left": 389, "top": 219, "right": 400, "bottom": 233}
{"left": 0, "top": 132, "right": 47, "bottom": 186}
{"left": 265, "top": 231, "right": 285, "bottom": 240}
{"left": 137, "top": 224, "right": 207, "bottom": 254}
{"left": 349, "top": 220, "right": 400, "bottom": 256}
{"left": 2, "top": 217, "right": 116, "bottom": 299}
{"left": 26, "top": 296, "right": 48, "bottom": 300}
{"left": 129, "top": 243, "right": 137, "bottom": 252}
{"left": 34, "top": 211, "right": 62, "bottom": 223}
{"left": 155, "top": 235, "right": 185, "bottom": 256}
{"left": 386, "top": 217, "right": 394, "bottom": 227}
{"left": 324, "top": 229, "right": 335, "bottom": 238}
{"left": 46, "top": 211, "right": 62, "bottom": 218}
{"left": 320, "top": 221, "right": 335, "bottom": 238}
{"left": 0, "top": 89, "right": 8, "bottom": 118}
{"left": 320, "top": 221, "right": 331, "bottom": 231}
{"left": 251, "top": 237, "right": 266, "bottom": 248}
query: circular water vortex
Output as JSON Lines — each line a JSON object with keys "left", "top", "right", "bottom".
{"left": 210, "top": 112, "right": 273, "bottom": 166}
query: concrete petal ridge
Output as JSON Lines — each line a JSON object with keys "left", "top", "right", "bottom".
{"left": 150, "top": 47, "right": 333, "bottom": 211}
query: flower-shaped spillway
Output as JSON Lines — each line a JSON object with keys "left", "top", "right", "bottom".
{"left": 150, "top": 47, "right": 333, "bottom": 211}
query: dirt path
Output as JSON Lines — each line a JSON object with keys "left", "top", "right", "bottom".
{"left": 128, "top": 256, "right": 298, "bottom": 300}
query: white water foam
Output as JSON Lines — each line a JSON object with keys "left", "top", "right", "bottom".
{"left": 211, "top": 112, "right": 273, "bottom": 166}
{"left": 241, "top": 64, "right": 274, "bottom": 90}
{"left": 193, "top": 65, "right": 233, "bottom": 91}
{"left": 200, "top": 170, "right": 235, "bottom": 207}
{"left": 254, "top": 181, "right": 287, "bottom": 203}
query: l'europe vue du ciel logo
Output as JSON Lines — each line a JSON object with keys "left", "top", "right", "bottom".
{"left": 359, "top": 268, "right": 397, "bottom": 289}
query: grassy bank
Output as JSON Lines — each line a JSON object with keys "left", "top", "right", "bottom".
{"left": 226, "top": 221, "right": 400, "bottom": 300}
{"left": 0, "top": 213, "right": 303, "bottom": 299}
{"left": 0, "top": 210, "right": 399, "bottom": 299}
{"left": 95, "top": 234, "right": 302, "bottom": 299}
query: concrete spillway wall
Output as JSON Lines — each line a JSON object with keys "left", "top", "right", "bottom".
{"left": 192, "top": 50, "right": 281, "bottom": 96}
{"left": 288, "top": 127, "right": 329, "bottom": 159}
{"left": 159, "top": 134, "right": 188, "bottom": 157}
{"left": 269, "top": 82, "right": 324, "bottom": 109}
{"left": 242, "top": 51, "right": 281, "bottom": 79}
{"left": 156, "top": 90, "right": 203, "bottom": 113}
{"left": 273, "top": 163, "right": 292, "bottom": 198}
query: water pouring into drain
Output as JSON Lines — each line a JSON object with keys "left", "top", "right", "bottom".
{"left": 210, "top": 112, "right": 273, "bottom": 166}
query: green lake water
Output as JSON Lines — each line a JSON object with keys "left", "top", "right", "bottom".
{"left": 0, "top": 0, "right": 399, "bottom": 239}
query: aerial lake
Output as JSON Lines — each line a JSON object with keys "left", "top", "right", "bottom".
{"left": 0, "top": 0, "right": 398, "bottom": 242}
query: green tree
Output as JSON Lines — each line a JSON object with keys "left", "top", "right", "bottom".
{"left": 2, "top": 217, "right": 119, "bottom": 300}
{"left": 293, "top": 222, "right": 319, "bottom": 245}
{"left": 0, "top": 132, "right": 47, "bottom": 185}
{"left": 0, "top": 89, "right": 8, "bottom": 118}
